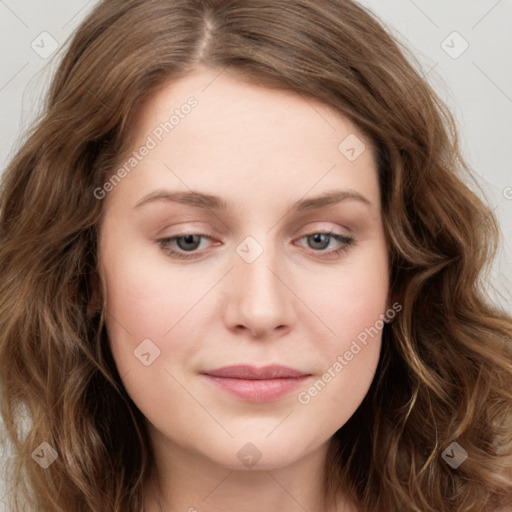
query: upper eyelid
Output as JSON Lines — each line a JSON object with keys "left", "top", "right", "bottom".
{"left": 157, "top": 221, "right": 352, "bottom": 238}
{"left": 157, "top": 229, "right": 351, "bottom": 241}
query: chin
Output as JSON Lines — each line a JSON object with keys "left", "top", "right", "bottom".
{"left": 193, "top": 432, "right": 326, "bottom": 472}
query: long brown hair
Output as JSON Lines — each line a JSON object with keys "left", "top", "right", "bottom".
{"left": 1, "top": 1, "right": 511, "bottom": 511}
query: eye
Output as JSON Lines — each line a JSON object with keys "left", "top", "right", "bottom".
{"left": 158, "top": 233, "right": 216, "bottom": 260}
{"left": 157, "top": 231, "right": 355, "bottom": 261}
{"left": 296, "top": 232, "right": 354, "bottom": 258}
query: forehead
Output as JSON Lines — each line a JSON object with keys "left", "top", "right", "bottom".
{"left": 133, "top": 67, "right": 369, "bottom": 153}
{"left": 105, "top": 67, "right": 380, "bottom": 213}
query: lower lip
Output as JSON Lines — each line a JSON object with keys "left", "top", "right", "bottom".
{"left": 203, "top": 375, "right": 310, "bottom": 402}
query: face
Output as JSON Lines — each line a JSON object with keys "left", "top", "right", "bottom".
{"left": 98, "top": 67, "right": 390, "bottom": 471}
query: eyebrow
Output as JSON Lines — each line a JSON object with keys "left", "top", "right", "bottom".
{"left": 133, "top": 188, "right": 372, "bottom": 211}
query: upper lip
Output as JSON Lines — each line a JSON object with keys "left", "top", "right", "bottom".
{"left": 201, "top": 365, "right": 309, "bottom": 379}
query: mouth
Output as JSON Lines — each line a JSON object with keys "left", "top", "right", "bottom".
{"left": 200, "top": 365, "right": 311, "bottom": 402}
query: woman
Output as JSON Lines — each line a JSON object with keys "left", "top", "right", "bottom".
{"left": 1, "top": 1, "right": 511, "bottom": 511}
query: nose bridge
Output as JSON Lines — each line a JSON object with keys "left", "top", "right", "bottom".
{"left": 223, "top": 234, "right": 295, "bottom": 337}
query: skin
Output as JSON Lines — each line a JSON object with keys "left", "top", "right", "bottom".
{"left": 98, "top": 66, "right": 390, "bottom": 512}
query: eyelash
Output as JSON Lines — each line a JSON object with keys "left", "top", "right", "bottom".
{"left": 157, "top": 231, "right": 355, "bottom": 260}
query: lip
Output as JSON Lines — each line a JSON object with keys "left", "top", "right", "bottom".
{"left": 201, "top": 365, "right": 311, "bottom": 402}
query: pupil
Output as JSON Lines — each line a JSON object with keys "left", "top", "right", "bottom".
{"left": 310, "top": 233, "right": 329, "bottom": 250}
{"left": 179, "top": 234, "right": 199, "bottom": 251}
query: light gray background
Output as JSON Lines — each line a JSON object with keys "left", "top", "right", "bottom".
{"left": 1, "top": 1, "right": 511, "bottom": 509}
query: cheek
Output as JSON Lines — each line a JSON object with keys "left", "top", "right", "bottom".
{"left": 100, "top": 246, "right": 176, "bottom": 364}
{"left": 305, "top": 248, "right": 389, "bottom": 344}
{"left": 100, "top": 252, "right": 205, "bottom": 421}
{"left": 102, "top": 242, "right": 209, "bottom": 334}
{"left": 100, "top": 241, "right": 223, "bottom": 391}
{"left": 295, "top": 250, "right": 388, "bottom": 416}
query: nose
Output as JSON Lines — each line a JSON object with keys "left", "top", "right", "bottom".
{"left": 222, "top": 241, "right": 296, "bottom": 340}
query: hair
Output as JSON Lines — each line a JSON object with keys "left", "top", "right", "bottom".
{"left": 1, "top": 0, "right": 511, "bottom": 511}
